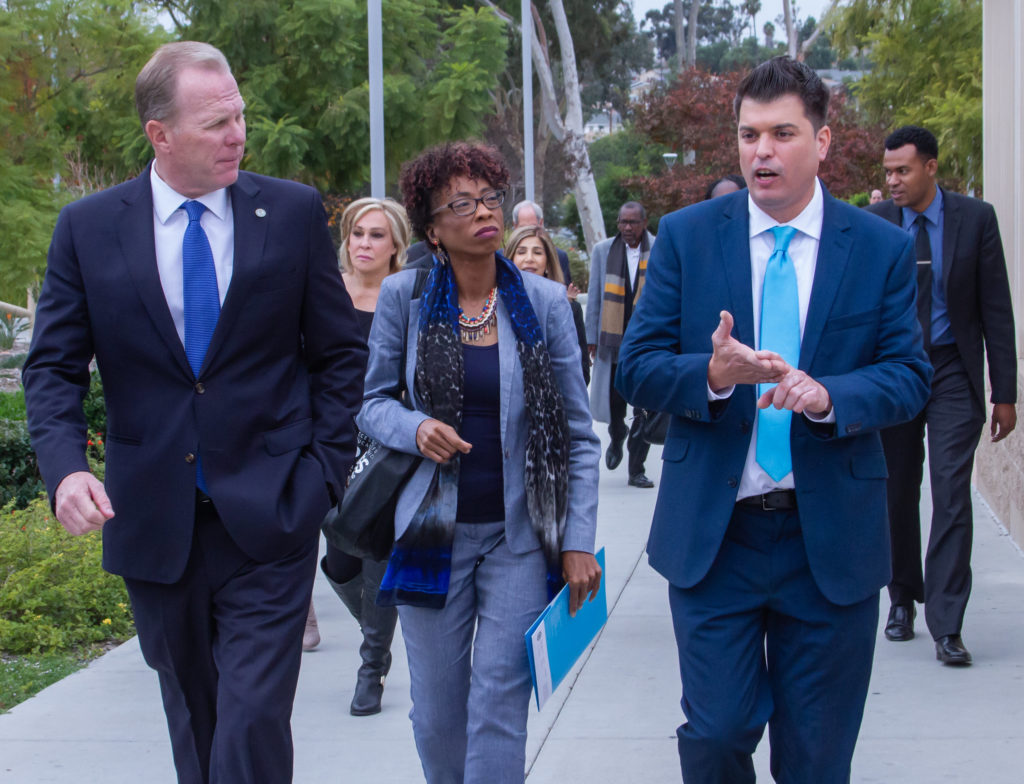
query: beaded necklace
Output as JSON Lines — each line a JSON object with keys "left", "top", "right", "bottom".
{"left": 458, "top": 286, "right": 498, "bottom": 342}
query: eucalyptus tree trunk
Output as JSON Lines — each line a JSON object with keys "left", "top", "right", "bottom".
{"left": 481, "top": 0, "right": 607, "bottom": 252}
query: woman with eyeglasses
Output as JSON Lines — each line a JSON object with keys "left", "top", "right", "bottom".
{"left": 357, "top": 141, "right": 601, "bottom": 784}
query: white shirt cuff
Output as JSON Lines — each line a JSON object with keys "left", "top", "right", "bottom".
{"left": 707, "top": 381, "right": 735, "bottom": 400}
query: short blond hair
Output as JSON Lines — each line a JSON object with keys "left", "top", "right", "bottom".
{"left": 504, "top": 225, "right": 564, "bottom": 284}
{"left": 135, "top": 42, "right": 231, "bottom": 130}
{"left": 339, "top": 197, "right": 412, "bottom": 274}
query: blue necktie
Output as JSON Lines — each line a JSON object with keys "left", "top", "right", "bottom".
{"left": 756, "top": 225, "right": 799, "bottom": 482}
{"left": 181, "top": 200, "right": 220, "bottom": 491}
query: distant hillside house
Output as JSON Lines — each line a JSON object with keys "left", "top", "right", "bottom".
{"left": 584, "top": 109, "right": 623, "bottom": 141}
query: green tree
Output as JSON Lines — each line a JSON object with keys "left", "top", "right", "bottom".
{"left": 174, "top": 0, "right": 507, "bottom": 193}
{"left": 0, "top": 0, "right": 165, "bottom": 305}
{"left": 828, "top": 0, "right": 982, "bottom": 186}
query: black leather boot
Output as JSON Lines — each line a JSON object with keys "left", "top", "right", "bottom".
{"left": 349, "top": 559, "right": 398, "bottom": 716}
{"left": 320, "top": 556, "right": 362, "bottom": 625}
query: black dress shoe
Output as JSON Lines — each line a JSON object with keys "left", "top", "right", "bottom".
{"left": 606, "top": 440, "right": 624, "bottom": 470}
{"left": 628, "top": 473, "right": 655, "bottom": 488}
{"left": 935, "top": 635, "right": 972, "bottom": 666}
{"left": 884, "top": 604, "right": 915, "bottom": 642}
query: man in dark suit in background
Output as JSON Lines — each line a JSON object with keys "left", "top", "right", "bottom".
{"left": 868, "top": 125, "right": 1017, "bottom": 666}
{"left": 23, "top": 42, "right": 366, "bottom": 782}
{"left": 617, "top": 57, "right": 931, "bottom": 782}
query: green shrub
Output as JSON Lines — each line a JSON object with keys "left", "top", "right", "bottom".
{"left": 0, "top": 420, "right": 45, "bottom": 509}
{"left": 0, "top": 497, "right": 132, "bottom": 655}
{"left": 83, "top": 370, "right": 107, "bottom": 434}
{"left": 0, "top": 353, "right": 25, "bottom": 370}
{"left": 0, "top": 389, "right": 26, "bottom": 420}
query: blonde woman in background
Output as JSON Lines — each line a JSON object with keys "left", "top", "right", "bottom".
{"left": 305, "top": 197, "right": 411, "bottom": 718}
{"left": 505, "top": 225, "right": 590, "bottom": 385}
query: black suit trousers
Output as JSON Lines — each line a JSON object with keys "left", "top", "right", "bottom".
{"left": 882, "top": 344, "right": 984, "bottom": 638}
{"left": 124, "top": 497, "right": 318, "bottom": 784}
{"left": 608, "top": 361, "right": 650, "bottom": 476}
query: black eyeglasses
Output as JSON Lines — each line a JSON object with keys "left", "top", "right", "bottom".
{"left": 431, "top": 189, "right": 505, "bottom": 217}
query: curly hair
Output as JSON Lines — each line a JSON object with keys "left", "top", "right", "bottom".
{"left": 505, "top": 225, "right": 564, "bottom": 285}
{"left": 399, "top": 141, "right": 510, "bottom": 240}
{"left": 338, "top": 197, "right": 411, "bottom": 274}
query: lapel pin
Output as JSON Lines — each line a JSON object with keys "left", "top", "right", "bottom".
{"left": 255, "top": 208, "right": 267, "bottom": 218}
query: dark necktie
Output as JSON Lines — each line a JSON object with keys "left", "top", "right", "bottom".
{"left": 756, "top": 225, "right": 799, "bottom": 482}
{"left": 914, "top": 214, "right": 932, "bottom": 350}
{"left": 181, "top": 200, "right": 220, "bottom": 491}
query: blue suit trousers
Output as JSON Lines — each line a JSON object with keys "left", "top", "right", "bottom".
{"left": 668, "top": 505, "right": 879, "bottom": 783}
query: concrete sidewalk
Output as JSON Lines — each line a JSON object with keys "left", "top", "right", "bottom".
{"left": 3, "top": 439, "right": 1024, "bottom": 782}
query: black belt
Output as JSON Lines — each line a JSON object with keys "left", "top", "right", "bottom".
{"left": 737, "top": 490, "right": 797, "bottom": 511}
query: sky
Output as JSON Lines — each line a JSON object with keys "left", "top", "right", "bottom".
{"left": 629, "top": 0, "right": 837, "bottom": 32}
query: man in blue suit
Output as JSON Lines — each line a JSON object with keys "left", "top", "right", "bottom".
{"left": 617, "top": 57, "right": 931, "bottom": 782}
{"left": 23, "top": 42, "right": 366, "bottom": 782}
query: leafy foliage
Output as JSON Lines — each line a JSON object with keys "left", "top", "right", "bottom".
{"left": 828, "top": 0, "right": 982, "bottom": 186}
{"left": 0, "top": 420, "right": 45, "bottom": 510}
{"left": 0, "top": 496, "right": 131, "bottom": 655}
{"left": 177, "top": 0, "right": 507, "bottom": 193}
{"left": 0, "top": 0, "right": 167, "bottom": 304}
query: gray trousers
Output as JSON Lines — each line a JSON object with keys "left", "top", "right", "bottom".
{"left": 398, "top": 522, "right": 548, "bottom": 784}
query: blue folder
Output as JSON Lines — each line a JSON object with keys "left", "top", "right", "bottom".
{"left": 525, "top": 547, "right": 607, "bottom": 710}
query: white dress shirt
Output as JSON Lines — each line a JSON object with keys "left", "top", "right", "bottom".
{"left": 151, "top": 166, "right": 234, "bottom": 345}
{"left": 626, "top": 244, "right": 641, "bottom": 292}
{"left": 709, "top": 178, "right": 834, "bottom": 499}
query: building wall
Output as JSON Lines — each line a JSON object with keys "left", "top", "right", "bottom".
{"left": 976, "top": 0, "right": 1024, "bottom": 544}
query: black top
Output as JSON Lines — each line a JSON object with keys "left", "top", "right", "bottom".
{"left": 456, "top": 343, "right": 505, "bottom": 523}
{"left": 355, "top": 308, "right": 375, "bottom": 341}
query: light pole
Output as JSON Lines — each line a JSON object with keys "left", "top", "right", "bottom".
{"left": 522, "top": 0, "right": 534, "bottom": 203}
{"left": 663, "top": 152, "right": 678, "bottom": 170}
{"left": 368, "top": 0, "right": 384, "bottom": 198}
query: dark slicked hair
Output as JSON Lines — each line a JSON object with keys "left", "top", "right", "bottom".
{"left": 399, "top": 141, "right": 510, "bottom": 239}
{"left": 733, "top": 56, "right": 830, "bottom": 131}
{"left": 703, "top": 174, "right": 746, "bottom": 201}
{"left": 884, "top": 125, "right": 939, "bottom": 162}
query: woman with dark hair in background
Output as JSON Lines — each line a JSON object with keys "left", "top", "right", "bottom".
{"left": 505, "top": 225, "right": 590, "bottom": 385}
{"left": 309, "top": 196, "right": 410, "bottom": 719}
{"left": 358, "top": 141, "right": 601, "bottom": 783}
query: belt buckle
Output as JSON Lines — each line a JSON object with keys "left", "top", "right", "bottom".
{"left": 760, "top": 494, "right": 778, "bottom": 512}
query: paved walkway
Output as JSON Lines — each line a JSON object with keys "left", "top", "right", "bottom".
{"left": 3, "top": 437, "right": 1024, "bottom": 782}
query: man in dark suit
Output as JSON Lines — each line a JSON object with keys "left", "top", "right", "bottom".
{"left": 868, "top": 125, "right": 1017, "bottom": 665}
{"left": 22, "top": 42, "right": 366, "bottom": 782}
{"left": 617, "top": 57, "right": 931, "bottom": 782}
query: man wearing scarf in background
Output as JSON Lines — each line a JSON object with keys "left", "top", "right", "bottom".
{"left": 585, "top": 201, "right": 657, "bottom": 488}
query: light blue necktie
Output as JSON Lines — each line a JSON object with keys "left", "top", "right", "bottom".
{"left": 181, "top": 200, "right": 220, "bottom": 491}
{"left": 756, "top": 225, "right": 799, "bottom": 482}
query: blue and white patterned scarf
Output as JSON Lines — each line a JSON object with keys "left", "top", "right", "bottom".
{"left": 377, "top": 253, "right": 570, "bottom": 607}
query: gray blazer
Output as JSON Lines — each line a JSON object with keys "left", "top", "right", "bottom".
{"left": 357, "top": 267, "right": 601, "bottom": 556}
{"left": 584, "top": 230, "right": 657, "bottom": 423}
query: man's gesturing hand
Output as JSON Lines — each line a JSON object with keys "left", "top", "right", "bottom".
{"left": 757, "top": 368, "right": 832, "bottom": 416}
{"left": 55, "top": 470, "right": 114, "bottom": 535}
{"left": 707, "top": 311, "right": 787, "bottom": 392}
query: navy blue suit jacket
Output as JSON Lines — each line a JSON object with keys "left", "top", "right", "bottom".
{"left": 616, "top": 186, "right": 932, "bottom": 606}
{"left": 23, "top": 166, "right": 367, "bottom": 583}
